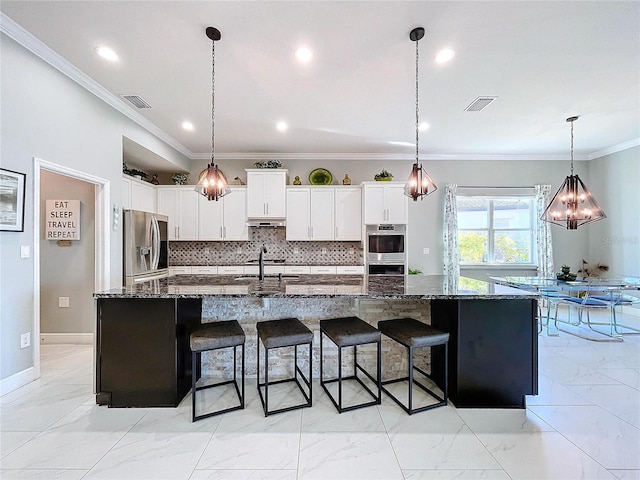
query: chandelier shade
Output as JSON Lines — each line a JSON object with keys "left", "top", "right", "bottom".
{"left": 404, "top": 27, "right": 437, "bottom": 201}
{"left": 541, "top": 116, "right": 606, "bottom": 230}
{"left": 196, "top": 26, "right": 230, "bottom": 202}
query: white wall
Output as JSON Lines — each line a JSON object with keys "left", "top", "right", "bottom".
{"left": 0, "top": 34, "right": 189, "bottom": 384}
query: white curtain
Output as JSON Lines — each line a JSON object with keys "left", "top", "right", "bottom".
{"left": 535, "top": 184, "right": 554, "bottom": 278}
{"left": 443, "top": 184, "right": 459, "bottom": 287}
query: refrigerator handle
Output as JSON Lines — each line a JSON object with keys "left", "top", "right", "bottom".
{"left": 150, "top": 215, "right": 160, "bottom": 270}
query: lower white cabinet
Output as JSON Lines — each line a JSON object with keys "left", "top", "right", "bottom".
{"left": 336, "top": 265, "right": 365, "bottom": 274}
{"left": 217, "top": 265, "right": 244, "bottom": 275}
{"left": 191, "top": 266, "right": 218, "bottom": 274}
{"left": 284, "top": 265, "right": 311, "bottom": 274}
{"left": 309, "top": 266, "right": 337, "bottom": 274}
{"left": 169, "top": 266, "right": 192, "bottom": 275}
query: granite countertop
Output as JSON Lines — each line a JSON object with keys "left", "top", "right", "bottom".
{"left": 94, "top": 275, "right": 536, "bottom": 300}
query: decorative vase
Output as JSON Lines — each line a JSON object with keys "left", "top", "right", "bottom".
{"left": 342, "top": 174, "right": 351, "bottom": 185}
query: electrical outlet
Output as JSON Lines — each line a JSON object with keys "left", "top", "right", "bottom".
{"left": 20, "top": 332, "right": 30, "bottom": 348}
{"left": 293, "top": 247, "right": 299, "bottom": 254}
{"left": 20, "top": 246, "right": 30, "bottom": 258}
{"left": 423, "top": 247, "right": 430, "bottom": 255}
{"left": 321, "top": 248, "right": 327, "bottom": 254}
{"left": 59, "top": 296, "right": 70, "bottom": 308}
{"left": 204, "top": 247, "right": 210, "bottom": 254}
{"left": 349, "top": 248, "right": 355, "bottom": 255}
{"left": 236, "top": 247, "right": 242, "bottom": 254}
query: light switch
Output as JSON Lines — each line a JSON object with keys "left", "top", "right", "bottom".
{"left": 20, "top": 246, "right": 30, "bottom": 258}
{"left": 59, "top": 296, "right": 70, "bottom": 308}
{"left": 423, "top": 247, "right": 430, "bottom": 255}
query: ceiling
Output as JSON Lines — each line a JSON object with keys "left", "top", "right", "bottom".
{"left": 2, "top": 1, "right": 639, "bottom": 168}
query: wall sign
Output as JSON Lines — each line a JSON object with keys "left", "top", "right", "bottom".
{"left": 46, "top": 200, "right": 81, "bottom": 240}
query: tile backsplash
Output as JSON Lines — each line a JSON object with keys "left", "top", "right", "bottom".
{"left": 169, "top": 227, "right": 363, "bottom": 266}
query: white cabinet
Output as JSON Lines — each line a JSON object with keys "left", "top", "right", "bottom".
{"left": 246, "top": 169, "right": 287, "bottom": 219}
{"left": 286, "top": 186, "right": 360, "bottom": 241}
{"left": 198, "top": 187, "right": 248, "bottom": 241}
{"left": 122, "top": 175, "right": 156, "bottom": 213}
{"left": 335, "top": 187, "right": 362, "bottom": 240}
{"left": 336, "top": 265, "right": 365, "bottom": 274}
{"left": 309, "top": 265, "right": 337, "bottom": 274}
{"left": 217, "top": 265, "right": 244, "bottom": 275}
{"left": 286, "top": 188, "right": 334, "bottom": 241}
{"left": 362, "top": 182, "right": 408, "bottom": 224}
{"left": 284, "top": 265, "right": 311, "bottom": 274}
{"left": 191, "top": 266, "right": 218, "bottom": 274}
{"left": 157, "top": 187, "right": 199, "bottom": 240}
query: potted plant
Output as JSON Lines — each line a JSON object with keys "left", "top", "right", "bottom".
{"left": 128, "top": 168, "right": 148, "bottom": 180}
{"left": 254, "top": 160, "right": 283, "bottom": 169}
{"left": 374, "top": 169, "right": 393, "bottom": 181}
{"left": 171, "top": 173, "right": 189, "bottom": 185}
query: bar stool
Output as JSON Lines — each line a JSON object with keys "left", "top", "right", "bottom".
{"left": 378, "top": 317, "right": 449, "bottom": 415}
{"left": 190, "top": 320, "right": 245, "bottom": 422}
{"left": 256, "top": 318, "right": 313, "bottom": 416}
{"left": 320, "top": 316, "right": 381, "bottom": 413}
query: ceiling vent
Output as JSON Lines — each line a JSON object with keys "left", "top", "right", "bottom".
{"left": 464, "top": 96, "right": 497, "bottom": 112}
{"left": 121, "top": 95, "right": 152, "bottom": 109}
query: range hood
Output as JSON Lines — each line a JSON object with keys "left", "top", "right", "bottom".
{"left": 246, "top": 218, "right": 286, "bottom": 227}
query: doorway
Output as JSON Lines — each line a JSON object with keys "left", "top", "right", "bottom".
{"left": 32, "top": 157, "right": 110, "bottom": 380}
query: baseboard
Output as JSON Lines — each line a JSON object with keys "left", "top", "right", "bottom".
{"left": 40, "top": 333, "right": 94, "bottom": 345}
{"left": 0, "top": 366, "right": 36, "bottom": 396}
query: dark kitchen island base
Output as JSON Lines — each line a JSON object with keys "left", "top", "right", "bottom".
{"left": 96, "top": 297, "right": 202, "bottom": 408}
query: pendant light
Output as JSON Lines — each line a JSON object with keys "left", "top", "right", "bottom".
{"left": 404, "top": 27, "right": 437, "bottom": 201}
{"left": 196, "top": 26, "right": 230, "bottom": 201}
{"left": 541, "top": 116, "right": 606, "bottom": 229}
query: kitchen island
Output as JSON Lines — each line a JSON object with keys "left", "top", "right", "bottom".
{"left": 94, "top": 275, "right": 537, "bottom": 409}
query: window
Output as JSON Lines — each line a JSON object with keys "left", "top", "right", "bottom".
{"left": 456, "top": 195, "right": 537, "bottom": 265}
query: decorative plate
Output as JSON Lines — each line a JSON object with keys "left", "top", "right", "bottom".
{"left": 309, "top": 168, "right": 333, "bottom": 185}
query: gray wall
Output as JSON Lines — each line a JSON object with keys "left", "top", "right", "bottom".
{"left": 0, "top": 34, "right": 189, "bottom": 383}
{"left": 189, "top": 158, "right": 592, "bottom": 275}
{"left": 39, "top": 171, "right": 95, "bottom": 334}
{"left": 586, "top": 145, "right": 640, "bottom": 277}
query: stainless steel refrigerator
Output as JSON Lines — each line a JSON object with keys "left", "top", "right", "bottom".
{"left": 123, "top": 210, "right": 169, "bottom": 285}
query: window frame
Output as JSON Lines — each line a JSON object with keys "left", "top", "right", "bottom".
{"left": 456, "top": 192, "right": 538, "bottom": 268}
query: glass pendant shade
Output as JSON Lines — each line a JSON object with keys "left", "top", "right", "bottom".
{"left": 404, "top": 162, "right": 437, "bottom": 200}
{"left": 196, "top": 163, "right": 230, "bottom": 201}
{"left": 541, "top": 174, "right": 605, "bottom": 230}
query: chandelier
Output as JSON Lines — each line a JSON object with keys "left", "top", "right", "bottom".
{"left": 404, "top": 27, "right": 437, "bottom": 201}
{"left": 541, "top": 116, "right": 606, "bottom": 229}
{"left": 196, "top": 26, "right": 230, "bottom": 201}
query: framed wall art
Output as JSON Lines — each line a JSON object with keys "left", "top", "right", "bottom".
{"left": 0, "top": 168, "right": 26, "bottom": 232}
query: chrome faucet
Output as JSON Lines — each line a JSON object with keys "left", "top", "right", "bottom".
{"left": 258, "top": 244, "right": 267, "bottom": 281}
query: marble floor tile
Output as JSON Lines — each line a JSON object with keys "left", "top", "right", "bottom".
{"left": 567, "top": 384, "right": 640, "bottom": 427}
{"left": 529, "top": 405, "right": 640, "bottom": 470}
{"left": 0, "top": 469, "right": 89, "bottom": 479}
{"left": 610, "top": 470, "right": 640, "bottom": 480}
{"left": 0, "top": 429, "right": 127, "bottom": 470}
{"left": 478, "top": 431, "right": 616, "bottom": 480}
{"left": 600, "top": 368, "right": 640, "bottom": 389}
{"left": 388, "top": 426, "right": 501, "bottom": 470}
{"left": 0, "top": 431, "right": 38, "bottom": 458}
{"left": 456, "top": 408, "right": 555, "bottom": 434}
{"left": 298, "top": 432, "right": 403, "bottom": 479}
{"left": 402, "top": 470, "right": 511, "bottom": 480}
{"left": 197, "top": 432, "right": 300, "bottom": 470}
{"left": 190, "top": 471, "right": 298, "bottom": 480}
{"left": 525, "top": 373, "right": 594, "bottom": 406}
{"left": 82, "top": 431, "right": 211, "bottom": 480}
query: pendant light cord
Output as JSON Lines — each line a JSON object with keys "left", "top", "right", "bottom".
{"left": 211, "top": 39, "right": 216, "bottom": 164}
{"left": 415, "top": 39, "right": 420, "bottom": 163}
{"left": 569, "top": 118, "right": 574, "bottom": 176}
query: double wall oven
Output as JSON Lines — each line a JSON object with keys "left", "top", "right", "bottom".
{"left": 366, "top": 224, "right": 407, "bottom": 275}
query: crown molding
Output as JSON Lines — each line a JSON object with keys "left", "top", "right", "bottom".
{"left": 0, "top": 12, "right": 194, "bottom": 160}
{"left": 193, "top": 151, "right": 576, "bottom": 162}
{"left": 588, "top": 138, "right": 640, "bottom": 160}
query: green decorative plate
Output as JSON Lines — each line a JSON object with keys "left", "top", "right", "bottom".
{"left": 309, "top": 168, "right": 333, "bottom": 185}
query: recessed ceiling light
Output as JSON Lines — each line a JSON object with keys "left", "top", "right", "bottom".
{"left": 435, "top": 48, "right": 455, "bottom": 64}
{"left": 419, "top": 122, "right": 430, "bottom": 131}
{"left": 182, "top": 121, "right": 194, "bottom": 131}
{"left": 276, "top": 121, "right": 288, "bottom": 132}
{"left": 295, "top": 47, "right": 313, "bottom": 63}
{"left": 95, "top": 46, "right": 119, "bottom": 62}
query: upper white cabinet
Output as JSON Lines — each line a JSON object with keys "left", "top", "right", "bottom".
{"left": 362, "top": 182, "right": 408, "bottom": 224}
{"left": 157, "top": 187, "right": 199, "bottom": 240}
{"left": 122, "top": 175, "right": 156, "bottom": 213}
{"left": 335, "top": 187, "right": 362, "bottom": 240}
{"left": 286, "top": 186, "right": 361, "bottom": 241}
{"left": 198, "top": 187, "right": 248, "bottom": 241}
{"left": 246, "top": 169, "right": 288, "bottom": 219}
{"left": 286, "top": 188, "right": 335, "bottom": 241}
